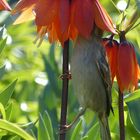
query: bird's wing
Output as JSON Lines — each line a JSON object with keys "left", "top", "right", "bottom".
{"left": 96, "top": 49, "right": 113, "bottom": 116}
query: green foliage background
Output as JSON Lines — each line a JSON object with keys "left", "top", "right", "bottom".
{"left": 0, "top": 0, "right": 140, "bottom": 140}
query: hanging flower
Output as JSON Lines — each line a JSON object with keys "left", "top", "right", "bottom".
{"left": 117, "top": 41, "right": 139, "bottom": 92}
{"left": 12, "top": 0, "right": 116, "bottom": 45}
{"left": 0, "top": 0, "right": 11, "bottom": 11}
{"left": 102, "top": 36, "right": 119, "bottom": 82}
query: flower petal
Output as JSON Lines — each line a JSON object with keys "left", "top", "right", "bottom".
{"left": 94, "top": 0, "right": 116, "bottom": 34}
{"left": 71, "top": 0, "right": 94, "bottom": 38}
{"left": 12, "top": 0, "right": 36, "bottom": 14}
{"left": 0, "top": 0, "right": 11, "bottom": 11}
{"left": 13, "top": 6, "right": 35, "bottom": 25}
{"left": 35, "top": 0, "right": 58, "bottom": 26}
{"left": 102, "top": 38, "right": 119, "bottom": 82}
{"left": 59, "top": 0, "right": 70, "bottom": 34}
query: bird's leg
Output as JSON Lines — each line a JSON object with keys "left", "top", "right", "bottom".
{"left": 59, "top": 108, "right": 86, "bottom": 134}
{"left": 59, "top": 71, "right": 72, "bottom": 80}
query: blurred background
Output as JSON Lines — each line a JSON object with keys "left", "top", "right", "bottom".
{"left": 0, "top": 0, "right": 140, "bottom": 140}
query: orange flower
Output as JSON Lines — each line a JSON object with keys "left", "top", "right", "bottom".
{"left": 12, "top": 0, "right": 116, "bottom": 45}
{"left": 0, "top": 0, "right": 11, "bottom": 11}
{"left": 102, "top": 37, "right": 119, "bottom": 82}
{"left": 117, "top": 41, "right": 139, "bottom": 92}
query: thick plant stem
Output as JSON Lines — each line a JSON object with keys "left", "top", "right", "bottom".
{"left": 59, "top": 40, "right": 69, "bottom": 140}
{"left": 118, "top": 89, "right": 125, "bottom": 140}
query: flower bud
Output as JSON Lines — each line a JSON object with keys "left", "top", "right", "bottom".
{"left": 117, "top": 41, "right": 139, "bottom": 92}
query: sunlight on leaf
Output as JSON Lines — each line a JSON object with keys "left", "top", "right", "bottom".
{"left": 0, "top": 119, "right": 34, "bottom": 140}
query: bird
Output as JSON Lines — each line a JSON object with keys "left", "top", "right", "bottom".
{"left": 71, "top": 27, "right": 113, "bottom": 140}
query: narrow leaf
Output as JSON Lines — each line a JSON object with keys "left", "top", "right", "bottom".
{"left": 0, "top": 65, "right": 6, "bottom": 79}
{"left": 83, "top": 123, "right": 100, "bottom": 140}
{"left": 0, "top": 38, "right": 7, "bottom": 55}
{"left": 127, "top": 99, "right": 140, "bottom": 133}
{"left": 0, "top": 103, "right": 6, "bottom": 119}
{"left": 42, "top": 54, "right": 59, "bottom": 96}
{"left": 71, "top": 119, "right": 82, "bottom": 140}
{"left": 5, "top": 102, "right": 13, "bottom": 120}
{"left": 0, "top": 119, "right": 34, "bottom": 140}
{"left": 124, "top": 89, "right": 140, "bottom": 103}
{"left": 38, "top": 113, "right": 50, "bottom": 140}
{"left": 44, "top": 111, "right": 54, "bottom": 140}
{"left": 0, "top": 79, "right": 17, "bottom": 107}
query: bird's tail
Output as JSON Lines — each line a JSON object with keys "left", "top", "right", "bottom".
{"left": 98, "top": 114, "right": 111, "bottom": 140}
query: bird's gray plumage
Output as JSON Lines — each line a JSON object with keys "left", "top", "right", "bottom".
{"left": 71, "top": 31, "right": 112, "bottom": 140}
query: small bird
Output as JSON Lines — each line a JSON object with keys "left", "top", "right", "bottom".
{"left": 71, "top": 27, "right": 113, "bottom": 140}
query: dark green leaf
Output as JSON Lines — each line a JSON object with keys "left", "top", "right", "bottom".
{"left": 0, "top": 79, "right": 17, "bottom": 107}
{"left": 0, "top": 65, "right": 6, "bottom": 79}
{"left": 127, "top": 99, "right": 140, "bottom": 133}
{"left": 126, "top": 110, "right": 140, "bottom": 139}
{"left": 124, "top": 89, "right": 140, "bottom": 103}
{"left": 42, "top": 54, "right": 59, "bottom": 95}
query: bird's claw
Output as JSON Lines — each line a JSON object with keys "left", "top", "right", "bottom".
{"left": 58, "top": 124, "right": 72, "bottom": 134}
{"left": 59, "top": 71, "right": 72, "bottom": 80}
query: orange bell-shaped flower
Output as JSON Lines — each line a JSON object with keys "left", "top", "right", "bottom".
{"left": 117, "top": 41, "right": 139, "bottom": 92}
{"left": 12, "top": 0, "right": 116, "bottom": 45}
{"left": 102, "top": 36, "right": 119, "bottom": 82}
{"left": 0, "top": 0, "right": 11, "bottom": 11}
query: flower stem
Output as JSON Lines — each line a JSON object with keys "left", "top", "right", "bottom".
{"left": 59, "top": 40, "right": 69, "bottom": 140}
{"left": 118, "top": 89, "right": 125, "bottom": 140}
{"left": 125, "top": 10, "right": 139, "bottom": 33}
{"left": 119, "top": 31, "right": 126, "bottom": 42}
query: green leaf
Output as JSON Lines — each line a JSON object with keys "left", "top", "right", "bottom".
{"left": 0, "top": 38, "right": 7, "bottom": 55}
{"left": 0, "top": 79, "right": 17, "bottom": 107}
{"left": 49, "top": 44, "right": 59, "bottom": 75}
{"left": 38, "top": 113, "right": 50, "bottom": 140}
{"left": 124, "top": 89, "right": 140, "bottom": 103}
{"left": 135, "top": 0, "right": 140, "bottom": 10}
{"left": 127, "top": 99, "right": 140, "bottom": 133}
{"left": 71, "top": 119, "right": 82, "bottom": 140}
{"left": 0, "top": 119, "right": 34, "bottom": 140}
{"left": 0, "top": 65, "right": 6, "bottom": 79}
{"left": 0, "top": 129, "right": 8, "bottom": 137}
{"left": 42, "top": 54, "right": 59, "bottom": 96}
{"left": 5, "top": 102, "right": 13, "bottom": 120}
{"left": 10, "top": 135, "right": 21, "bottom": 140}
{"left": 126, "top": 111, "right": 140, "bottom": 139}
{"left": 43, "top": 111, "right": 54, "bottom": 140}
{"left": 82, "top": 123, "right": 100, "bottom": 140}
{"left": 0, "top": 103, "right": 6, "bottom": 119}
{"left": 49, "top": 44, "right": 56, "bottom": 66}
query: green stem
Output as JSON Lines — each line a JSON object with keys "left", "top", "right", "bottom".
{"left": 110, "top": 0, "right": 121, "bottom": 14}
{"left": 119, "top": 31, "right": 126, "bottom": 42}
{"left": 125, "top": 10, "right": 139, "bottom": 33}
